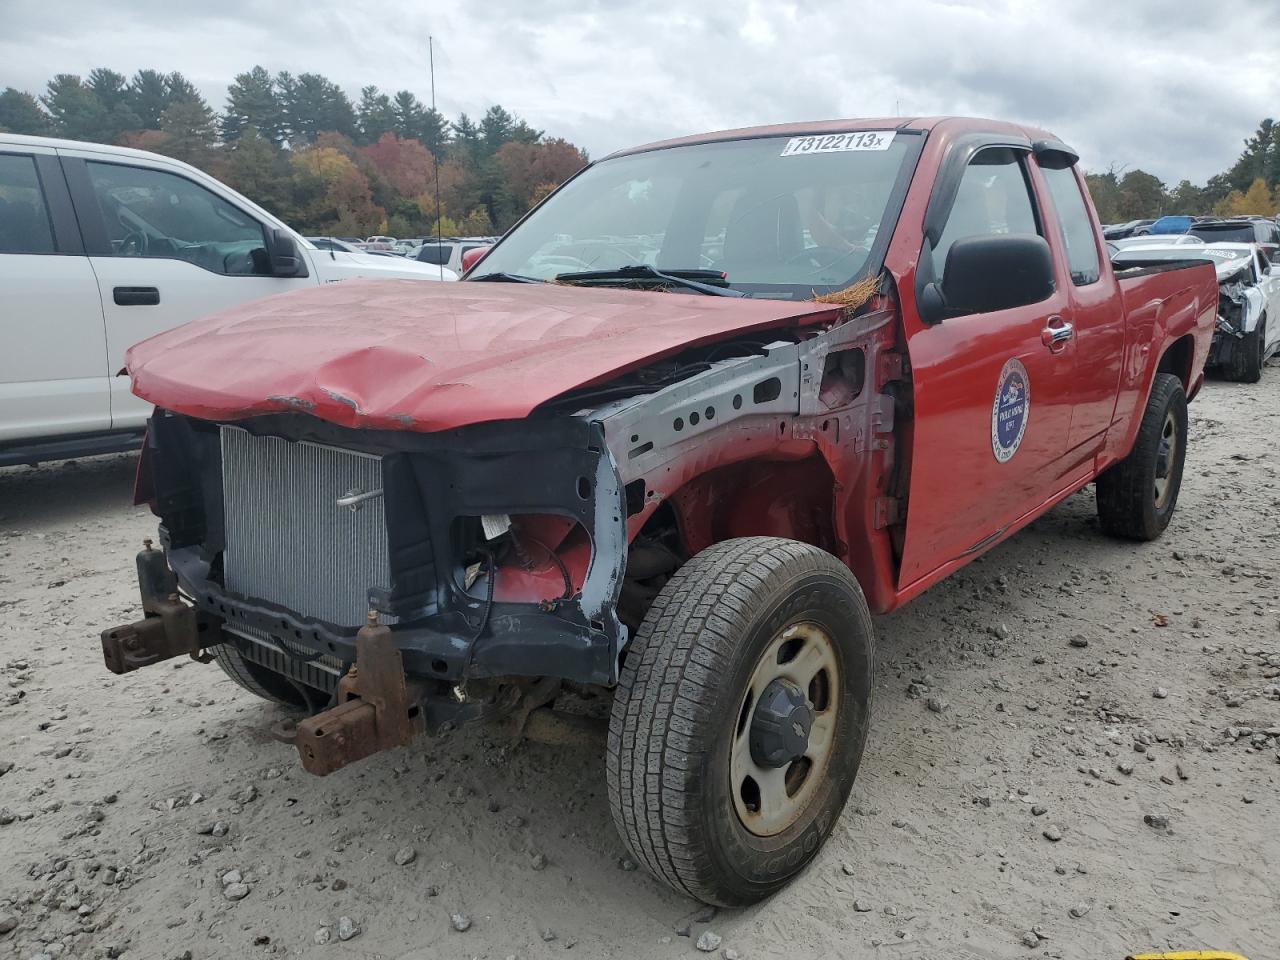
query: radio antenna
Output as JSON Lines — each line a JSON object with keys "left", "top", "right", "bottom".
{"left": 429, "top": 34, "right": 444, "bottom": 279}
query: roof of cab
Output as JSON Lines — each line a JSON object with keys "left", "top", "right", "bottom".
{"left": 603, "top": 116, "right": 1066, "bottom": 160}
{"left": 0, "top": 131, "right": 207, "bottom": 173}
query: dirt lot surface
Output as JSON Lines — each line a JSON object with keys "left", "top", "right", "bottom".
{"left": 1, "top": 377, "right": 1277, "bottom": 960}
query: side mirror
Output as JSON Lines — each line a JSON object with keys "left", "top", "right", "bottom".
{"left": 460, "top": 245, "right": 491, "bottom": 275}
{"left": 264, "top": 228, "right": 309, "bottom": 278}
{"left": 921, "top": 234, "right": 1055, "bottom": 322}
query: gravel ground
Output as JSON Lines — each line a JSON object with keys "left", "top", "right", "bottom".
{"left": 1, "top": 377, "right": 1277, "bottom": 960}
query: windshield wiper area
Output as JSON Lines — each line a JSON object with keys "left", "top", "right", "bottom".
{"left": 469, "top": 271, "right": 543, "bottom": 283}
{"left": 555, "top": 265, "right": 747, "bottom": 297}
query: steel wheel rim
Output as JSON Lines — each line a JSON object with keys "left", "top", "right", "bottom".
{"left": 1154, "top": 409, "right": 1178, "bottom": 507}
{"left": 730, "top": 621, "right": 839, "bottom": 837}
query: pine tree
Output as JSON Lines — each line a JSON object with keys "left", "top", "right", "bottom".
{"left": 0, "top": 88, "right": 50, "bottom": 134}
{"left": 479, "top": 105, "right": 514, "bottom": 157}
{"left": 163, "top": 73, "right": 203, "bottom": 107}
{"left": 279, "top": 73, "right": 357, "bottom": 144}
{"left": 420, "top": 105, "right": 448, "bottom": 158}
{"left": 1227, "top": 120, "right": 1277, "bottom": 192}
{"left": 450, "top": 113, "right": 481, "bottom": 165}
{"left": 128, "top": 70, "right": 170, "bottom": 129}
{"left": 391, "top": 91, "right": 428, "bottom": 143}
{"left": 42, "top": 74, "right": 108, "bottom": 141}
{"left": 223, "top": 66, "right": 283, "bottom": 144}
{"left": 221, "top": 126, "right": 292, "bottom": 216}
{"left": 357, "top": 86, "right": 397, "bottom": 145}
{"left": 160, "top": 97, "right": 218, "bottom": 164}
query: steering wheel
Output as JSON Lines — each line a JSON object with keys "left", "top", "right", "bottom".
{"left": 119, "top": 230, "right": 149, "bottom": 257}
{"left": 538, "top": 254, "right": 595, "bottom": 273}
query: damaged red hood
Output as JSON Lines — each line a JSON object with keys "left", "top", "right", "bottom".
{"left": 126, "top": 279, "right": 839, "bottom": 431}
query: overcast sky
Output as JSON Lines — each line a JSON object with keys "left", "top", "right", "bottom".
{"left": 3, "top": 0, "right": 1276, "bottom": 184}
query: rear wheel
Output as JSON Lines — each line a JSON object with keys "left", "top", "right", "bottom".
{"left": 212, "top": 640, "right": 309, "bottom": 710}
{"left": 1225, "top": 317, "right": 1265, "bottom": 383}
{"left": 606, "top": 537, "right": 874, "bottom": 906}
{"left": 1095, "top": 372, "right": 1187, "bottom": 541}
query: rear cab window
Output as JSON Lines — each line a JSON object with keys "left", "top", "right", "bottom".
{"left": 0, "top": 153, "right": 56, "bottom": 254}
{"left": 1039, "top": 164, "right": 1101, "bottom": 285}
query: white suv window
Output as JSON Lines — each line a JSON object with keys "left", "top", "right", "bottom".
{"left": 0, "top": 153, "right": 55, "bottom": 254}
{"left": 417, "top": 244, "right": 453, "bottom": 266}
{"left": 86, "top": 161, "right": 266, "bottom": 275}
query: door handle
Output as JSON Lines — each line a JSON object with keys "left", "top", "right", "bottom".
{"left": 1041, "top": 317, "right": 1073, "bottom": 352}
{"left": 113, "top": 286, "right": 160, "bottom": 306}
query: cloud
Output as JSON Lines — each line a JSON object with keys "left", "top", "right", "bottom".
{"left": 2, "top": 0, "right": 1276, "bottom": 183}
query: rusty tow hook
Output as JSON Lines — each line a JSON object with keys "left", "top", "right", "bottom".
{"left": 293, "top": 611, "right": 425, "bottom": 776}
{"left": 100, "top": 539, "right": 219, "bottom": 674}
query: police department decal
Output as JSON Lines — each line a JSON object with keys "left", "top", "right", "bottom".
{"left": 991, "top": 358, "right": 1030, "bottom": 463}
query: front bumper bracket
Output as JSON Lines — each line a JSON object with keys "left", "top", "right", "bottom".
{"left": 294, "top": 614, "right": 426, "bottom": 775}
{"left": 101, "top": 542, "right": 221, "bottom": 673}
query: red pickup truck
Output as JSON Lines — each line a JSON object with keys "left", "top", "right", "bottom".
{"left": 104, "top": 117, "right": 1217, "bottom": 906}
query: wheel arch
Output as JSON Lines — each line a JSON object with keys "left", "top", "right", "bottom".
{"left": 1156, "top": 333, "right": 1196, "bottom": 394}
{"left": 664, "top": 453, "right": 841, "bottom": 561}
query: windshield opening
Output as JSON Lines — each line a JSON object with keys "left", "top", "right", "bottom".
{"left": 476, "top": 131, "right": 922, "bottom": 299}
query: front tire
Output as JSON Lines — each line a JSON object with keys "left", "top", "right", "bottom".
{"left": 212, "top": 640, "right": 309, "bottom": 710}
{"left": 1095, "top": 372, "right": 1187, "bottom": 541}
{"left": 1225, "top": 317, "right": 1265, "bottom": 383}
{"left": 606, "top": 537, "right": 874, "bottom": 906}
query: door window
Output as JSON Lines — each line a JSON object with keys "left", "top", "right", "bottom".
{"left": 1040, "top": 164, "right": 1101, "bottom": 285}
{"left": 933, "top": 148, "right": 1040, "bottom": 282}
{"left": 85, "top": 161, "right": 266, "bottom": 275}
{"left": 0, "top": 153, "right": 56, "bottom": 254}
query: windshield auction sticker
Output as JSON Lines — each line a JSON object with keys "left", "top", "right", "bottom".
{"left": 780, "top": 132, "right": 894, "bottom": 156}
{"left": 991, "top": 358, "right": 1030, "bottom": 463}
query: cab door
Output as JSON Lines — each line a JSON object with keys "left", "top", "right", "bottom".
{"left": 0, "top": 146, "right": 109, "bottom": 445}
{"left": 58, "top": 152, "right": 316, "bottom": 433}
{"left": 898, "top": 146, "right": 1077, "bottom": 588}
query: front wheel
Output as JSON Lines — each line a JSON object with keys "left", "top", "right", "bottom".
{"left": 606, "top": 537, "right": 874, "bottom": 906}
{"left": 1095, "top": 372, "right": 1188, "bottom": 541}
{"left": 1225, "top": 317, "right": 1265, "bottom": 383}
{"left": 212, "top": 639, "right": 310, "bottom": 710}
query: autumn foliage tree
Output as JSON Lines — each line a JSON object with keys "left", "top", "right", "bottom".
{"left": 496, "top": 138, "right": 588, "bottom": 211}
{"left": 1213, "top": 178, "right": 1279, "bottom": 217}
{"left": 360, "top": 133, "right": 436, "bottom": 199}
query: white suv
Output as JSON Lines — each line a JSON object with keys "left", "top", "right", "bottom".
{"left": 0, "top": 134, "right": 456, "bottom": 467}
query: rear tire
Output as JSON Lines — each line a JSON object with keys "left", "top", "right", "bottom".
{"left": 606, "top": 537, "right": 874, "bottom": 906}
{"left": 212, "top": 640, "right": 308, "bottom": 710}
{"left": 1225, "top": 317, "right": 1265, "bottom": 383}
{"left": 1095, "top": 372, "right": 1187, "bottom": 541}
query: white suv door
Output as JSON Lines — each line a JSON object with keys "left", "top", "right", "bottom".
{"left": 58, "top": 152, "right": 316, "bottom": 432}
{"left": 0, "top": 146, "right": 110, "bottom": 447}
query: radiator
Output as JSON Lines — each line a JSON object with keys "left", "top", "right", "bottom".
{"left": 219, "top": 426, "right": 394, "bottom": 630}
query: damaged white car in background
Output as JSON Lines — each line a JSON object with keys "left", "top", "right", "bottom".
{"left": 1113, "top": 242, "right": 1280, "bottom": 383}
